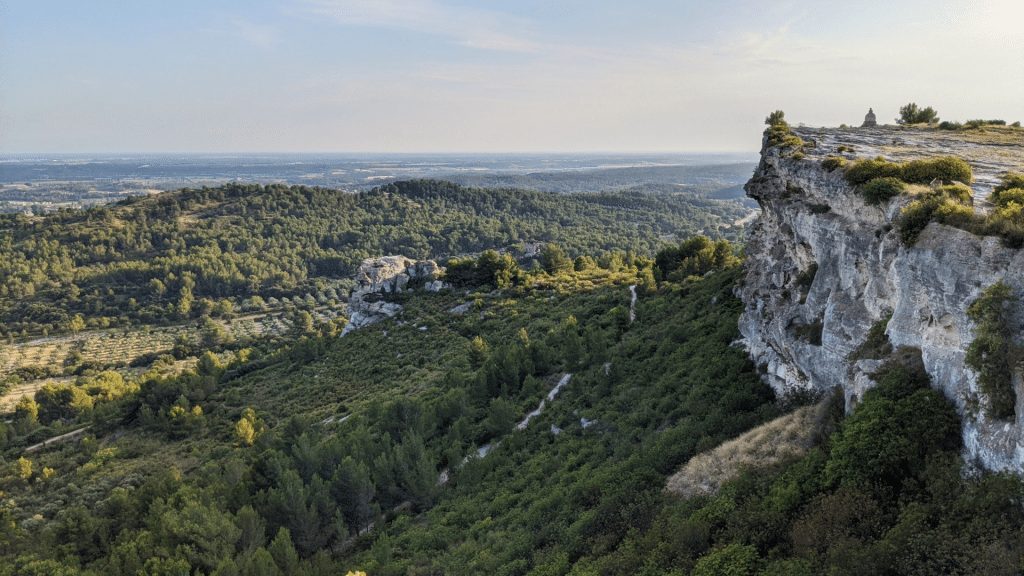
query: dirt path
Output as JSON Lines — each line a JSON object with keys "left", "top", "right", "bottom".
{"left": 24, "top": 425, "right": 92, "bottom": 454}
{"left": 516, "top": 373, "right": 573, "bottom": 431}
{"left": 629, "top": 285, "right": 638, "bottom": 324}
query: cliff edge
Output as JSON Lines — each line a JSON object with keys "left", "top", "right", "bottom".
{"left": 739, "top": 123, "right": 1024, "bottom": 471}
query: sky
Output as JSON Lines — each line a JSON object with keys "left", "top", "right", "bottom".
{"left": 1, "top": 0, "right": 1023, "bottom": 153}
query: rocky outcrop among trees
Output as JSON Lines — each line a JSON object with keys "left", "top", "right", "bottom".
{"left": 342, "top": 256, "right": 447, "bottom": 335}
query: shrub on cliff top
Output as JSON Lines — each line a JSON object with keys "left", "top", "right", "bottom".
{"left": 982, "top": 173, "right": 1024, "bottom": 247}
{"left": 895, "top": 186, "right": 978, "bottom": 245}
{"left": 895, "top": 178, "right": 1024, "bottom": 248}
{"left": 984, "top": 201, "right": 1024, "bottom": 249}
{"left": 992, "top": 188, "right": 1024, "bottom": 209}
{"left": 900, "top": 156, "right": 973, "bottom": 185}
{"left": 821, "top": 156, "right": 847, "bottom": 172}
{"left": 765, "top": 110, "right": 787, "bottom": 126}
{"left": 995, "top": 172, "right": 1024, "bottom": 193}
{"left": 763, "top": 110, "right": 805, "bottom": 151}
{"left": 843, "top": 157, "right": 903, "bottom": 185}
{"left": 934, "top": 182, "right": 973, "bottom": 204}
{"left": 860, "top": 177, "right": 906, "bottom": 205}
{"left": 897, "top": 102, "right": 939, "bottom": 125}
{"left": 964, "top": 119, "right": 1006, "bottom": 129}
{"left": 844, "top": 156, "right": 972, "bottom": 191}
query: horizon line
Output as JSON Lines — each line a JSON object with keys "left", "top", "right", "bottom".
{"left": 0, "top": 149, "right": 760, "bottom": 157}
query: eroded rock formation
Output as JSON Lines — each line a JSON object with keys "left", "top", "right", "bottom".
{"left": 342, "top": 256, "right": 447, "bottom": 335}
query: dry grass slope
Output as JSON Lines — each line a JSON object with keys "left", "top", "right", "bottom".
{"left": 666, "top": 397, "right": 833, "bottom": 498}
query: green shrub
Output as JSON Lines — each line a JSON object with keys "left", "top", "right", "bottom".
{"left": 821, "top": 156, "right": 846, "bottom": 172}
{"left": 763, "top": 110, "right": 805, "bottom": 150}
{"left": 895, "top": 195, "right": 976, "bottom": 245}
{"left": 897, "top": 103, "right": 939, "bottom": 125}
{"left": 693, "top": 543, "right": 761, "bottom": 576}
{"left": 992, "top": 188, "right": 1024, "bottom": 208}
{"left": 844, "top": 156, "right": 972, "bottom": 187}
{"left": 900, "top": 156, "right": 973, "bottom": 184}
{"left": 984, "top": 202, "right": 1024, "bottom": 248}
{"left": 964, "top": 119, "right": 1006, "bottom": 129}
{"left": 844, "top": 157, "right": 903, "bottom": 185}
{"left": 765, "top": 125, "right": 805, "bottom": 150}
{"left": 845, "top": 156, "right": 972, "bottom": 208}
{"left": 938, "top": 121, "right": 962, "bottom": 130}
{"left": 824, "top": 358, "right": 960, "bottom": 489}
{"left": 836, "top": 145, "right": 855, "bottom": 153}
{"left": 850, "top": 314, "right": 893, "bottom": 361}
{"left": 895, "top": 199, "right": 937, "bottom": 244}
{"left": 765, "top": 110, "right": 786, "bottom": 126}
{"left": 860, "top": 177, "right": 905, "bottom": 205}
{"left": 994, "top": 172, "right": 1024, "bottom": 194}
{"left": 935, "top": 182, "right": 973, "bottom": 204}
{"left": 966, "top": 282, "right": 1019, "bottom": 419}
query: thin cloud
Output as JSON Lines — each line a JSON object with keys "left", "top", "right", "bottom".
{"left": 299, "top": 0, "right": 540, "bottom": 53}
{"left": 202, "top": 18, "right": 280, "bottom": 48}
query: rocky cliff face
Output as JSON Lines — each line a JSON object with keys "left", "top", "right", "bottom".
{"left": 342, "top": 256, "right": 446, "bottom": 335}
{"left": 739, "top": 125, "right": 1024, "bottom": 471}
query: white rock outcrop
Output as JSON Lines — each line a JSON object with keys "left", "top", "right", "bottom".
{"left": 342, "top": 256, "right": 447, "bottom": 335}
{"left": 739, "top": 126, "right": 1024, "bottom": 472}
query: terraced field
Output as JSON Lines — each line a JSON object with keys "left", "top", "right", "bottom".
{"left": 0, "top": 306, "right": 343, "bottom": 413}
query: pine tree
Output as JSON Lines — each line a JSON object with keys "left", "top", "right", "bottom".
{"left": 268, "top": 528, "right": 300, "bottom": 575}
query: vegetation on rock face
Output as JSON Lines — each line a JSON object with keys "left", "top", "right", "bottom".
{"left": 791, "top": 320, "right": 824, "bottom": 346}
{"left": 966, "top": 282, "right": 1019, "bottom": 419}
{"left": 849, "top": 313, "right": 893, "bottom": 362}
{"left": 897, "top": 102, "right": 939, "bottom": 125}
{"left": 794, "top": 263, "right": 817, "bottom": 303}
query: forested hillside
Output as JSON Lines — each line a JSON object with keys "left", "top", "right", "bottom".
{"left": 0, "top": 180, "right": 746, "bottom": 339}
{"left": 2, "top": 182, "right": 1022, "bottom": 576}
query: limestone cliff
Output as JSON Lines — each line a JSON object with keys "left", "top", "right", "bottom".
{"left": 739, "top": 125, "right": 1024, "bottom": 471}
{"left": 342, "top": 256, "right": 446, "bottom": 335}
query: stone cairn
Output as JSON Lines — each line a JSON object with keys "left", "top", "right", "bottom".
{"left": 861, "top": 108, "right": 877, "bottom": 127}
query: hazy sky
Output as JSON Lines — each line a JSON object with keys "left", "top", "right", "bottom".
{"left": 2, "top": 0, "right": 1022, "bottom": 153}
